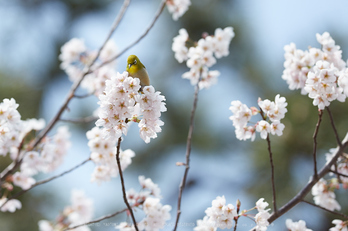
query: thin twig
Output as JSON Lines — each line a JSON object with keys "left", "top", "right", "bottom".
{"left": 173, "top": 77, "right": 201, "bottom": 231}
{"left": 312, "top": 110, "right": 323, "bottom": 179}
{"left": 66, "top": 208, "right": 128, "bottom": 230}
{"left": 330, "top": 169, "right": 348, "bottom": 178}
{"left": 327, "top": 107, "right": 342, "bottom": 147}
{"left": 265, "top": 134, "right": 348, "bottom": 224}
{"left": 60, "top": 116, "right": 98, "bottom": 124}
{"left": 73, "top": 92, "right": 95, "bottom": 99}
{"left": 0, "top": 158, "right": 91, "bottom": 210}
{"left": 0, "top": 0, "right": 131, "bottom": 182}
{"left": 301, "top": 200, "right": 348, "bottom": 220}
{"left": 96, "top": 0, "right": 167, "bottom": 69}
{"left": 266, "top": 135, "right": 277, "bottom": 214}
{"left": 115, "top": 137, "right": 138, "bottom": 231}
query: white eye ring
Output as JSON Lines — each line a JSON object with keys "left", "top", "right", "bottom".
{"left": 133, "top": 59, "right": 137, "bottom": 65}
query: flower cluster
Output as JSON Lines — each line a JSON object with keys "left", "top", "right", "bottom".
{"left": 194, "top": 196, "right": 237, "bottom": 230}
{"left": 0, "top": 98, "right": 71, "bottom": 213}
{"left": 194, "top": 197, "right": 271, "bottom": 231}
{"left": 172, "top": 27, "right": 235, "bottom": 89}
{"left": 282, "top": 32, "right": 348, "bottom": 109}
{"left": 326, "top": 147, "right": 348, "bottom": 188}
{"left": 95, "top": 71, "right": 166, "bottom": 143}
{"left": 86, "top": 126, "right": 135, "bottom": 184}
{"left": 311, "top": 178, "right": 341, "bottom": 211}
{"left": 59, "top": 38, "right": 118, "bottom": 96}
{"left": 330, "top": 219, "right": 348, "bottom": 231}
{"left": 229, "top": 94, "right": 287, "bottom": 141}
{"left": 116, "top": 176, "right": 171, "bottom": 231}
{"left": 253, "top": 198, "right": 271, "bottom": 231}
{"left": 286, "top": 219, "right": 312, "bottom": 231}
{"left": 0, "top": 98, "right": 45, "bottom": 158}
{"left": 11, "top": 126, "right": 71, "bottom": 189}
{"left": 166, "top": 0, "right": 191, "bottom": 21}
{"left": 38, "top": 189, "right": 94, "bottom": 231}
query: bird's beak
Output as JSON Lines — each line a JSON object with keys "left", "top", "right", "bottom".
{"left": 128, "top": 63, "right": 132, "bottom": 68}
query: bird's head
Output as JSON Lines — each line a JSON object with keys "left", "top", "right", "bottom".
{"left": 127, "top": 55, "right": 140, "bottom": 70}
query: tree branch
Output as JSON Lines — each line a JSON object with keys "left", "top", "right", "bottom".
{"left": 115, "top": 137, "right": 138, "bottom": 231}
{"left": 66, "top": 208, "right": 128, "bottom": 230}
{"left": 312, "top": 110, "right": 323, "bottom": 179}
{"left": 301, "top": 200, "right": 348, "bottom": 220}
{"left": 60, "top": 116, "right": 98, "bottom": 124}
{"left": 173, "top": 77, "right": 201, "bottom": 231}
{"left": 327, "top": 107, "right": 342, "bottom": 147}
{"left": 96, "top": 0, "right": 167, "bottom": 69}
{"left": 266, "top": 135, "right": 277, "bottom": 214}
{"left": 0, "top": 158, "right": 91, "bottom": 210}
{"left": 329, "top": 169, "right": 348, "bottom": 178}
{"left": 0, "top": 0, "right": 132, "bottom": 182}
{"left": 266, "top": 133, "right": 348, "bottom": 224}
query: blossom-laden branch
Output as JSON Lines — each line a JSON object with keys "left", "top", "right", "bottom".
{"left": 313, "top": 110, "right": 323, "bottom": 179}
{"left": 327, "top": 107, "right": 342, "bottom": 147}
{"left": 65, "top": 208, "right": 128, "bottom": 230}
{"left": 301, "top": 200, "right": 348, "bottom": 220}
{"left": 173, "top": 75, "right": 201, "bottom": 231}
{"left": 0, "top": 158, "right": 91, "bottom": 210}
{"left": 115, "top": 137, "right": 139, "bottom": 231}
{"left": 267, "top": 133, "right": 348, "bottom": 224}
{"left": 0, "top": 0, "right": 132, "bottom": 185}
{"left": 266, "top": 135, "right": 277, "bottom": 214}
{"left": 31, "top": 0, "right": 131, "bottom": 149}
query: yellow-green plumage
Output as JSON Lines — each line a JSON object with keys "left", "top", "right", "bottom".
{"left": 126, "top": 55, "right": 150, "bottom": 88}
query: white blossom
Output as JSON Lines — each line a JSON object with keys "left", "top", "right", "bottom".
{"left": 0, "top": 198, "right": 22, "bottom": 213}
{"left": 166, "top": 0, "right": 191, "bottom": 21}
{"left": 95, "top": 71, "right": 166, "bottom": 143}
{"left": 312, "top": 179, "right": 341, "bottom": 211}
{"left": 172, "top": 27, "right": 234, "bottom": 89}
{"left": 286, "top": 219, "right": 312, "bottom": 231}
{"left": 330, "top": 219, "right": 348, "bottom": 231}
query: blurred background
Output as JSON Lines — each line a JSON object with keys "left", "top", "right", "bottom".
{"left": 1, "top": 0, "right": 348, "bottom": 230}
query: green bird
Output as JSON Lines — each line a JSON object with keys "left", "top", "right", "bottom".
{"left": 126, "top": 55, "right": 150, "bottom": 89}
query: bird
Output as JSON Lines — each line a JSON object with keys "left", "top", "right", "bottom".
{"left": 126, "top": 55, "right": 150, "bottom": 90}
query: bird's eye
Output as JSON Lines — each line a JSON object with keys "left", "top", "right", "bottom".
{"left": 133, "top": 59, "right": 137, "bottom": 65}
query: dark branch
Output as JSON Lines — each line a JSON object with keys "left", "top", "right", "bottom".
{"left": 115, "top": 137, "right": 139, "bottom": 231}
{"left": 0, "top": 158, "right": 91, "bottom": 210}
{"left": 302, "top": 200, "right": 348, "bottom": 220}
{"left": 66, "top": 208, "right": 128, "bottom": 230}
{"left": 96, "top": 0, "right": 167, "bottom": 69}
{"left": 266, "top": 135, "right": 277, "bottom": 214}
{"left": 173, "top": 76, "right": 201, "bottom": 231}
{"left": 312, "top": 110, "right": 323, "bottom": 179}
{"left": 60, "top": 116, "right": 97, "bottom": 124}
{"left": 266, "top": 135, "right": 348, "bottom": 224}
{"left": 327, "top": 107, "right": 342, "bottom": 147}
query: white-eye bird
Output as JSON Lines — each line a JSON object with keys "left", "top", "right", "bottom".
{"left": 126, "top": 55, "right": 150, "bottom": 89}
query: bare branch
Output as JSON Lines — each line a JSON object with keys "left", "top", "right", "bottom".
{"left": 266, "top": 135, "right": 277, "bottom": 214}
{"left": 327, "top": 107, "right": 342, "bottom": 147}
{"left": 96, "top": 0, "right": 167, "bottom": 69}
{"left": 173, "top": 77, "right": 201, "bottom": 231}
{"left": 73, "top": 92, "right": 95, "bottom": 99}
{"left": 60, "top": 116, "right": 98, "bottom": 124}
{"left": 312, "top": 110, "right": 323, "bottom": 179}
{"left": 115, "top": 137, "right": 139, "bottom": 231}
{"left": 0, "top": 158, "right": 91, "bottom": 210}
{"left": 302, "top": 200, "right": 348, "bottom": 220}
{"left": 66, "top": 208, "right": 128, "bottom": 230}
